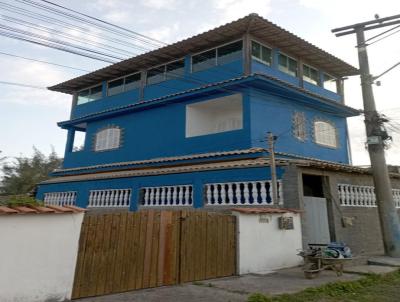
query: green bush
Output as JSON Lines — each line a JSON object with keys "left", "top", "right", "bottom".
{"left": 248, "top": 293, "right": 273, "bottom": 302}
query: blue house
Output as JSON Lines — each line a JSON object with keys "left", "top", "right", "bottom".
{"left": 37, "top": 14, "right": 360, "bottom": 211}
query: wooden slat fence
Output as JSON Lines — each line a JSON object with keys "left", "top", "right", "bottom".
{"left": 72, "top": 210, "right": 236, "bottom": 299}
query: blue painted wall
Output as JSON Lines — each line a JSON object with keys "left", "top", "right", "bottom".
{"left": 63, "top": 91, "right": 252, "bottom": 168}
{"left": 248, "top": 88, "right": 350, "bottom": 163}
{"left": 251, "top": 60, "right": 342, "bottom": 102}
{"left": 37, "top": 166, "right": 282, "bottom": 209}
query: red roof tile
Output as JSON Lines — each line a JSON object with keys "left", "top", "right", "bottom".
{"left": 231, "top": 207, "right": 301, "bottom": 214}
{"left": 0, "top": 205, "right": 85, "bottom": 215}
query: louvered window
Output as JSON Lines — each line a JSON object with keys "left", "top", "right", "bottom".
{"left": 314, "top": 120, "right": 337, "bottom": 147}
{"left": 293, "top": 112, "right": 306, "bottom": 141}
{"left": 94, "top": 127, "right": 121, "bottom": 151}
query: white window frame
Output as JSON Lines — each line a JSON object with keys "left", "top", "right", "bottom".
{"left": 107, "top": 72, "right": 141, "bottom": 96}
{"left": 303, "top": 64, "right": 319, "bottom": 85}
{"left": 278, "top": 52, "right": 298, "bottom": 77}
{"left": 94, "top": 127, "right": 122, "bottom": 152}
{"left": 251, "top": 40, "right": 272, "bottom": 66}
{"left": 146, "top": 58, "right": 185, "bottom": 85}
{"left": 314, "top": 120, "right": 337, "bottom": 148}
{"left": 323, "top": 73, "right": 338, "bottom": 93}
{"left": 77, "top": 83, "right": 103, "bottom": 105}
{"left": 293, "top": 112, "right": 306, "bottom": 141}
{"left": 190, "top": 39, "right": 243, "bottom": 73}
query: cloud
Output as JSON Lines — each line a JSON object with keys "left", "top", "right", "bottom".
{"left": 212, "top": 0, "right": 272, "bottom": 23}
{"left": 140, "top": 0, "right": 179, "bottom": 10}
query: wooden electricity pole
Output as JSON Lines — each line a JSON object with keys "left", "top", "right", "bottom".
{"left": 332, "top": 14, "right": 400, "bottom": 257}
{"left": 268, "top": 132, "right": 278, "bottom": 205}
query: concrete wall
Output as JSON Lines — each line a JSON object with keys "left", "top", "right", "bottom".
{"left": 234, "top": 211, "right": 303, "bottom": 274}
{"left": 282, "top": 165, "right": 400, "bottom": 255}
{"left": 0, "top": 213, "right": 84, "bottom": 302}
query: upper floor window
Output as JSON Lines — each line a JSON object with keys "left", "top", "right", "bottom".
{"left": 303, "top": 64, "right": 319, "bottom": 85}
{"left": 314, "top": 120, "right": 337, "bottom": 148}
{"left": 293, "top": 112, "right": 306, "bottom": 141}
{"left": 94, "top": 127, "right": 121, "bottom": 151}
{"left": 192, "top": 40, "right": 243, "bottom": 73}
{"left": 108, "top": 73, "right": 141, "bottom": 96}
{"left": 278, "top": 53, "right": 298, "bottom": 77}
{"left": 72, "top": 130, "right": 86, "bottom": 152}
{"left": 147, "top": 59, "right": 185, "bottom": 85}
{"left": 77, "top": 85, "right": 103, "bottom": 105}
{"left": 323, "top": 73, "right": 337, "bottom": 93}
{"left": 251, "top": 41, "right": 272, "bottom": 66}
{"left": 186, "top": 93, "right": 243, "bottom": 137}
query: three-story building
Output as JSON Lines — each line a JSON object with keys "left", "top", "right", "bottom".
{"left": 37, "top": 14, "right": 360, "bottom": 210}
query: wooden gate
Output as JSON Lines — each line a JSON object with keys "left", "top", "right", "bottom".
{"left": 72, "top": 210, "right": 236, "bottom": 299}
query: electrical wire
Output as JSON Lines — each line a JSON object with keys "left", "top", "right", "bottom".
{"left": 0, "top": 51, "right": 91, "bottom": 72}
{"left": 0, "top": 80, "right": 46, "bottom": 89}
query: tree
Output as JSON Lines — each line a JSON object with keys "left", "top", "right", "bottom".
{"left": 0, "top": 147, "right": 62, "bottom": 195}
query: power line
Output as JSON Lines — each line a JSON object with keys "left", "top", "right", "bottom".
{"left": 365, "top": 24, "right": 400, "bottom": 43}
{"left": 0, "top": 2, "right": 151, "bottom": 52}
{"left": 0, "top": 51, "right": 91, "bottom": 72}
{"left": 39, "top": 0, "right": 166, "bottom": 47}
{"left": 0, "top": 80, "right": 46, "bottom": 89}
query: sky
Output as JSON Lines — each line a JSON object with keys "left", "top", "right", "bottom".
{"left": 0, "top": 0, "right": 400, "bottom": 166}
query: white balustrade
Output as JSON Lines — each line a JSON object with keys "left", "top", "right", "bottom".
{"left": 205, "top": 180, "right": 282, "bottom": 205}
{"left": 338, "top": 184, "right": 399, "bottom": 208}
{"left": 88, "top": 189, "right": 131, "bottom": 207}
{"left": 44, "top": 191, "right": 77, "bottom": 206}
{"left": 141, "top": 185, "right": 193, "bottom": 206}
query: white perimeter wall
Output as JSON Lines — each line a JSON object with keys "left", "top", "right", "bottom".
{"left": 0, "top": 213, "right": 84, "bottom": 302}
{"left": 235, "top": 212, "right": 303, "bottom": 274}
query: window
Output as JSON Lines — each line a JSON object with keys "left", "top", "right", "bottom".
{"left": 323, "top": 73, "right": 337, "bottom": 93}
{"left": 192, "top": 49, "right": 216, "bottom": 72}
{"left": 107, "top": 73, "right": 141, "bottom": 96}
{"left": 72, "top": 130, "right": 86, "bottom": 152}
{"left": 147, "top": 66, "right": 165, "bottom": 85}
{"left": 146, "top": 59, "right": 185, "bottom": 85}
{"left": 278, "top": 53, "right": 298, "bottom": 77}
{"left": 303, "top": 64, "right": 319, "bottom": 85}
{"left": 217, "top": 41, "right": 243, "bottom": 65}
{"left": 251, "top": 41, "right": 272, "bottom": 66}
{"left": 314, "top": 120, "right": 337, "bottom": 147}
{"left": 94, "top": 127, "right": 121, "bottom": 151}
{"left": 186, "top": 94, "right": 243, "bottom": 137}
{"left": 191, "top": 40, "right": 243, "bottom": 73}
{"left": 293, "top": 112, "right": 306, "bottom": 141}
{"left": 166, "top": 60, "right": 185, "bottom": 80}
{"left": 77, "top": 84, "right": 103, "bottom": 105}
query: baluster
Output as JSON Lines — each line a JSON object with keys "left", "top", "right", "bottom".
{"left": 178, "top": 186, "right": 184, "bottom": 205}
{"left": 115, "top": 190, "right": 121, "bottom": 206}
{"left": 166, "top": 187, "right": 172, "bottom": 205}
{"left": 343, "top": 185, "right": 349, "bottom": 206}
{"left": 206, "top": 185, "right": 212, "bottom": 205}
{"left": 160, "top": 187, "right": 166, "bottom": 205}
{"left": 213, "top": 184, "right": 219, "bottom": 205}
{"left": 172, "top": 187, "right": 178, "bottom": 205}
{"left": 372, "top": 187, "right": 377, "bottom": 206}
{"left": 149, "top": 188, "right": 155, "bottom": 205}
{"left": 278, "top": 181, "right": 283, "bottom": 204}
{"left": 235, "top": 183, "right": 241, "bottom": 204}
{"left": 184, "top": 186, "right": 190, "bottom": 205}
{"left": 251, "top": 181, "right": 258, "bottom": 204}
{"left": 243, "top": 183, "right": 250, "bottom": 205}
{"left": 261, "top": 182, "right": 267, "bottom": 204}
{"left": 154, "top": 188, "right": 160, "bottom": 205}
{"left": 144, "top": 188, "right": 149, "bottom": 206}
{"left": 227, "top": 183, "right": 234, "bottom": 204}
{"left": 220, "top": 184, "right": 227, "bottom": 205}
{"left": 110, "top": 190, "right": 116, "bottom": 206}
{"left": 349, "top": 186, "right": 355, "bottom": 206}
{"left": 124, "top": 190, "right": 130, "bottom": 206}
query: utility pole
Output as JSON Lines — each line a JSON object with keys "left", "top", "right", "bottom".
{"left": 332, "top": 14, "right": 400, "bottom": 257}
{"left": 268, "top": 132, "right": 278, "bottom": 205}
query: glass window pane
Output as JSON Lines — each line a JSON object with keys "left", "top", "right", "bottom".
{"left": 217, "top": 41, "right": 242, "bottom": 65}
{"left": 166, "top": 60, "right": 185, "bottom": 80}
{"left": 89, "top": 85, "right": 103, "bottom": 101}
{"left": 77, "top": 89, "right": 89, "bottom": 105}
{"left": 125, "top": 73, "right": 141, "bottom": 91}
{"left": 278, "top": 54, "right": 287, "bottom": 67}
{"left": 261, "top": 45, "right": 272, "bottom": 65}
{"left": 147, "top": 66, "right": 165, "bottom": 85}
{"left": 251, "top": 41, "right": 261, "bottom": 59}
{"left": 303, "top": 64, "right": 318, "bottom": 85}
{"left": 288, "top": 58, "right": 298, "bottom": 76}
{"left": 323, "top": 74, "right": 337, "bottom": 93}
{"left": 108, "top": 78, "right": 124, "bottom": 96}
{"left": 192, "top": 49, "right": 216, "bottom": 72}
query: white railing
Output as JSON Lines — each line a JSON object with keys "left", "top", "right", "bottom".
{"left": 205, "top": 180, "right": 283, "bottom": 206}
{"left": 141, "top": 185, "right": 193, "bottom": 206}
{"left": 44, "top": 191, "right": 77, "bottom": 206}
{"left": 88, "top": 189, "right": 131, "bottom": 207}
{"left": 338, "top": 184, "right": 400, "bottom": 208}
